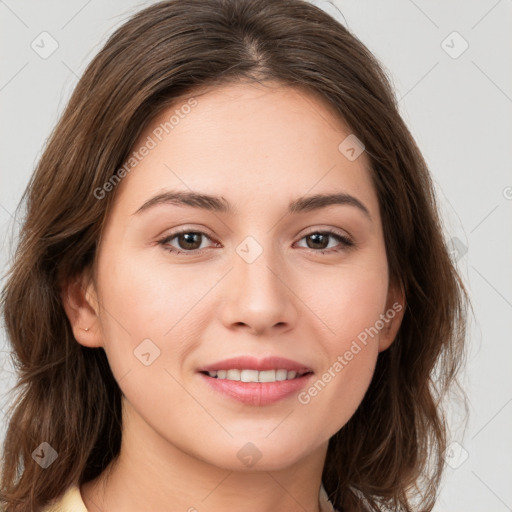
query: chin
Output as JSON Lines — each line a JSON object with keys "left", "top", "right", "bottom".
{"left": 194, "top": 435, "right": 317, "bottom": 472}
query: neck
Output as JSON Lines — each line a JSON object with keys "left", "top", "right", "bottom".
{"left": 81, "top": 400, "right": 329, "bottom": 512}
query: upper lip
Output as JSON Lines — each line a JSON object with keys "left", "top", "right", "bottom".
{"left": 198, "top": 356, "right": 313, "bottom": 373}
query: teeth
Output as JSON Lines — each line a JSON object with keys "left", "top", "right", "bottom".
{"left": 241, "top": 369, "right": 258, "bottom": 382}
{"left": 206, "top": 369, "right": 306, "bottom": 382}
{"left": 275, "top": 369, "right": 288, "bottom": 381}
{"left": 258, "top": 370, "right": 276, "bottom": 383}
{"left": 227, "top": 369, "right": 241, "bottom": 381}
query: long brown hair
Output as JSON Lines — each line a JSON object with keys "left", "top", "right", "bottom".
{"left": 0, "top": 1, "right": 468, "bottom": 510}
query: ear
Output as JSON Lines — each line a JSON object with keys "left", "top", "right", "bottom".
{"left": 60, "top": 268, "right": 103, "bottom": 348}
{"left": 378, "top": 279, "right": 406, "bottom": 353}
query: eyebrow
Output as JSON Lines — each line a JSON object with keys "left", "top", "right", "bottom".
{"left": 133, "top": 190, "right": 371, "bottom": 220}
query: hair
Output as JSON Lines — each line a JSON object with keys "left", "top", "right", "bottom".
{"left": 0, "top": 0, "right": 469, "bottom": 510}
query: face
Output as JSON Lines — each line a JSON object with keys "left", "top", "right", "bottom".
{"left": 65, "top": 81, "right": 403, "bottom": 472}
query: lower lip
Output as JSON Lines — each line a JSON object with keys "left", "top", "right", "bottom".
{"left": 199, "top": 372, "right": 313, "bottom": 406}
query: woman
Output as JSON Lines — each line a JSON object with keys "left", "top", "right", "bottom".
{"left": 0, "top": 0, "right": 468, "bottom": 510}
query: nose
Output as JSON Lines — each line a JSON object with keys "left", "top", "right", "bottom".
{"left": 219, "top": 239, "right": 299, "bottom": 336}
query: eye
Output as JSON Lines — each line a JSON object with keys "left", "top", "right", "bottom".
{"left": 158, "top": 230, "right": 218, "bottom": 255}
{"left": 158, "top": 228, "right": 354, "bottom": 256}
{"left": 295, "top": 230, "right": 354, "bottom": 254}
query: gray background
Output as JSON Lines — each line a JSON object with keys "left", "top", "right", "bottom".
{"left": 1, "top": 1, "right": 511, "bottom": 510}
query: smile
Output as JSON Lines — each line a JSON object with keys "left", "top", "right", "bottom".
{"left": 202, "top": 369, "right": 310, "bottom": 382}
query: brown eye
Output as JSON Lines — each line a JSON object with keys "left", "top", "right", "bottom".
{"left": 159, "top": 230, "right": 217, "bottom": 255}
{"left": 176, "top": 232, "right": 203, "bottom": 250}
{"left": 296, "top": 230, "right": 354, "bottom": 254}
{"left": 306, "top": 233, "right": 330, "bottom": 250}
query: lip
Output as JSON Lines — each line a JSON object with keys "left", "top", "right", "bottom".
{"left": 198, "top": 355, "right": 313, "bottom": 373}
{"left": 197, "top": 356, "right": 314, "bottom": 406}
{"left": 199, "top": 372, "right": 314, "bottom": 406}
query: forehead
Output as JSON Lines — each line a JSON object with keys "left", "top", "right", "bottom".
{"left": 109, "top": 80, "right": 378, "bottom": 221}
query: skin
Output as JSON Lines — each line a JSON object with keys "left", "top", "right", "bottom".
{"left": 62, "top": 80, "right": 404, "bottom": 512}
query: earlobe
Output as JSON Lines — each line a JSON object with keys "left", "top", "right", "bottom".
{"left": 60, "top": 272, "right": 103, "bottom": 348}
{"left": 378, "top": 281, "right": 406, "bottom": 353}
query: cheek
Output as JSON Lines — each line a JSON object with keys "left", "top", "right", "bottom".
{"left": 295, "top": 261, "right": 388, "bottom": 430}
{"left": 298, "top": 283, "right": 383, "bottom": 436}
{"left": 93, "top": 250, "right": 211, "bottom": 426}
{"left": 93, "top": 248, "right": 209, "bottom": 378}
{"left": 298, "top": 345, "right": 378, "bottom": 440}
{"left": 98, "top": 241, "right": 220, "bottom": 328}
{"left": 306, "top": 258, "right": 389, "bottom": 344}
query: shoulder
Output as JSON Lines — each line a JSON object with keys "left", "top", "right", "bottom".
{"left": 40, "top": 484, "right": 88, "bottom": 512}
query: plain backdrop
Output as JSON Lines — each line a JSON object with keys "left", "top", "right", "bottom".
{"left": 1, "top": 1, "right": 511, "bottom": 510}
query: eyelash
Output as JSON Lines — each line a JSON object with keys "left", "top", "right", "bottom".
{"left": 157, "top": 228, "right": 355, "bottom": 256}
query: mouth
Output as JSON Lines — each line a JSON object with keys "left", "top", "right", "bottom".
{"left": 199, "top": 368, "right": 313, "bottom": 382}
{"left": 197, "top": 355, "right": 314, "bottom": 380}
{"left": 197, "top": 355, "right": 314, "bottom": 405}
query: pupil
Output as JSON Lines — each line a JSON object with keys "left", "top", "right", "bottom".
{"left": 308, "top": 233, "right": 328, "bottom": 249}
{"left": 180, "top": 232, "right": 200, "bottom": 250}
